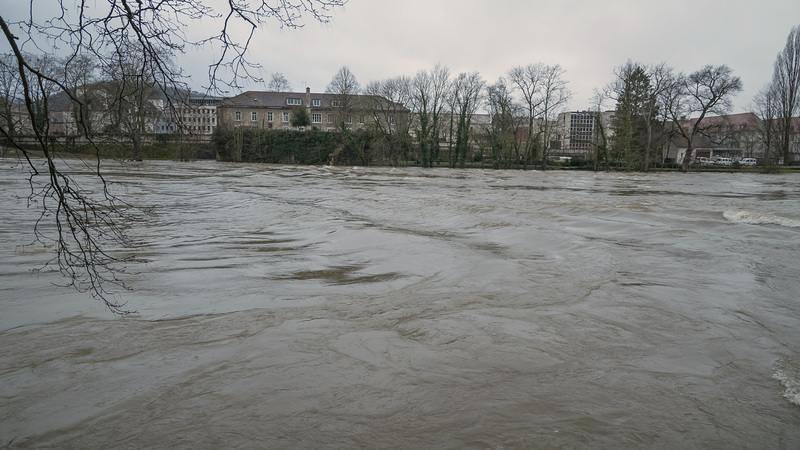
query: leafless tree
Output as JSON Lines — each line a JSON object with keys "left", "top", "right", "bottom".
{"left": 447, "top": 72, "right": 484, "bottom": 168}
{"left": 102, "top": 40, "right": 165, "bottom": 161}
{"left": 752, "top": 82, "right": 781, "bottom": 160}
{"left": 326, "top": 65, "right": 360, "bottom": 132}
{"left": 410, "top": 64, "right": 450, "bottom": 167}
{"left": 771, "top": 25, "right": 800, "bottom": 164}
{"left": 364, "top": 77, "right": 411, "bottom": 135}
{"left": 536, "top": 65, "right": 571, "bottom": 168}
{"left": 665, "top": 65, "right": 742, "bottom": 171}
{"left": 62, "top": 54, "right": 100, "bottom": 136}
{"left": 0, "top": 0, "right": 346, "bottom": 313}
{"left": 0, "top": 53, "right": 24, "bottom": 141}
{"left": 484, "top": 77, "right": 524, "bottom": 168}
{"left": 267, "top": 72, "right": 292, "bottom": 92}
{"left": 508, "top": 63, "right": 571, "bottom": 169}
{"left": 364, "top": 76, "right": 413, "bottom": 164}
{"left": 587, "top": 89, "right": 611, "bottom": 170}
{"left": 508, "top": 63, "right": 546, "bottom": 166}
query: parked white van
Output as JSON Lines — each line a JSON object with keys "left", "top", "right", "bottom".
{"left": 715, "top": 157, "right": 733, "bottom": 166}
{"left": 740, "top": 158, "right": 757, "bottom": 166}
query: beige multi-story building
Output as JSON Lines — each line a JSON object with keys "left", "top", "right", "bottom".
{"left": 217, "top": 88, "right": 409, "bottom": 132}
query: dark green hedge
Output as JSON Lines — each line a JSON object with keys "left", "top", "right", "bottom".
{"left": 215, "top": 128, "right": 336, "bottom": 164}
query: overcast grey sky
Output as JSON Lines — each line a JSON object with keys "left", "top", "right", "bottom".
{"left": 3, "top": 0, "right": 799, "bottom": 113}
{"left": 176, "top": 0, "right": 800, "bottom": 113}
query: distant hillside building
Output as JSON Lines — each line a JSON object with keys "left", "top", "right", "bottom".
{"left": 217, "top": 88, "right": 409, "bottom": 133}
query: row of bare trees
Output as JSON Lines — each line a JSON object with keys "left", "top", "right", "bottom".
{"left": 327, "top": 25, "right": 798, "bottom": 172}
{"left": 595, "top": 62, "right": 743, "bottom": 171}
{"left": 320, "top": 40, "right": 791, "bottom": 172}
{"left": 595, "top": 25, "right": 799, "bottom": 171}
{"left": 321, "top": 62, "right": 572, "bottom": 170}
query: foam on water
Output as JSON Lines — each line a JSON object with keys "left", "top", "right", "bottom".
{"left": 723, "top": 210, "right": 800, "bottom": 228}
{"left": 774, "top": 358, "right": 800, "bottom": 407}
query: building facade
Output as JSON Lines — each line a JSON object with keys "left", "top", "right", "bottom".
{"left": 669, "top": 112, "right": 800, "bottom": 163}
{"left": 555, "top": 111, "right": 615, "bottom": 157}
{"left": 156, "top": 95, "right": 222, "bottom": 135}
{"left": 217, "top": 88, "right": 409, "bottom": 133}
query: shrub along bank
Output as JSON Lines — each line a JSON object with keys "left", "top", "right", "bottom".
{"left": 213, "top": 127, "right": 414, "bottom": 166}
{"left": 214, "top": 128, "right": 336, "bottom": 165}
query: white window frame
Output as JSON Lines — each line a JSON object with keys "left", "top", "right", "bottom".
{"left": 251, "top": 111, "right": 257, "bottom": 121}
{"left": 234, "top": 111, "right": 242, "bottom": 121}
{"left": 282, "top": 112, "right": 290, "bottom": 122}
{"left": 312, "top": 113, "right": 322, "bottom": 123}
{"left": 312, "top": 99, "right": 321, "bottom": 107}
{"left": 267, "top": 112, "right": 274, "bottom": 122}
{"left": 286, "top": 98, "right": 302, "bottom": 106}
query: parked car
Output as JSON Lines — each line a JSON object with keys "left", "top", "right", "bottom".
{"left": 740, "top": 158, "right": 757, "bottom": 166}
{"left": 715, "top": 157, "right": 733, "bottom": 166}
{"left": 698, "top": 157, "right": 714, "bottom": 165}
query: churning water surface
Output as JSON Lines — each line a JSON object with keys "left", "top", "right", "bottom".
{"left": 1, "top": 160, "right": 799, "bottom": 448}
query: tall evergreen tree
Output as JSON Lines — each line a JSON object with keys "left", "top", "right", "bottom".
{"left": 610, "top": 62, "right": 654, "bottom": 169}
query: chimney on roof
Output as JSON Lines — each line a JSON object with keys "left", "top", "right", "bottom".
{"left": 305, "top": 87, "right": 311, "bottom": 107}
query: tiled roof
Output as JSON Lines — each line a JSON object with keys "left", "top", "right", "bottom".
{"left": 218, "top": 91, "right": 304, "bottom": 108}
{"left": 218, "top": 90, "right": 408, "bottom": 111}
{"left": 685, "top": 112, "right": 761, "bottom": 132}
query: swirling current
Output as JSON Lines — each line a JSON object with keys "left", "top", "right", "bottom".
{"left": 1, "top": 160, "right": 799, "bottom": 448}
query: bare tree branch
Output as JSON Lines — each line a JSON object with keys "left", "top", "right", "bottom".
{"left": 0, "top": 0, "right": 346, "bottom": 314}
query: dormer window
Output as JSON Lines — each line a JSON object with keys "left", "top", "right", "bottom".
{"left": 287, "top": 98, "right": 302, "bottom": 105}
{"left": 312, "top": 99, "right": 321, "bottom": 107}
{"left": 331, "top": 100, "right": 342, "bottom": 107}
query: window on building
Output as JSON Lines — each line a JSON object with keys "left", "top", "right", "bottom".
{"left": 283, "top": 112, "right": 290, "bottom": 122}
{"left": 331, "top": 100, "right": 342, "bottom": 107}
{"left": 312, "top": 113, "right": 322, "bottom": 123}
{"left": 312, "top": 99, "right": 321, "bottom": 107}
{"left": 251, "top": 111, "right": 257, "bottom": 121}
{"left": 234, "top": 111, "right": 241, "bottom": 121}
{"left": 267, "top": 112, "right": 273, "bottom": 122}
{"left": 327, "top": 114, "right": 333, "bottom": 123}
{"left": 286, "top": 98, "right": 302, "bottom": 105}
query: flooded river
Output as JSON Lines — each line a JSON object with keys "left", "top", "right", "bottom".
{"left": 1, "top": 160, "right": 799, "bottom": 448}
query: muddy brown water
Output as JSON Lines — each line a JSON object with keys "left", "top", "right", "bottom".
{"left": 1, "top": 160, "right": 799, "bottom": 448}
